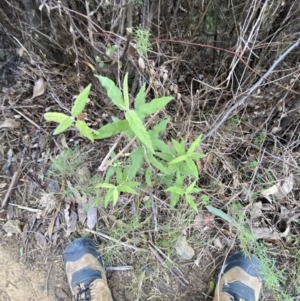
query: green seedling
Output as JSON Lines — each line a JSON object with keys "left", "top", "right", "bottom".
{"left": 45, "top": 73, "right": 206, "bottom": 210}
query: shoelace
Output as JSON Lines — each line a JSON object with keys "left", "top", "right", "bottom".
{"left": 74, "top": 285, "right": 91, "bottom": 301}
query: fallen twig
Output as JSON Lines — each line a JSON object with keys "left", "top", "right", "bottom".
{"left": 1, "top": 170, "right": 21, "bottom": 209}
{"left": 202, "top": 39, "right": 300, "bottom": 142}
{"left": 85, "top": 228, "right": 144, "bottom": 252}
{"left": 8, "top": 203, "right": 40, "bottom": 213}
{"left": 148, "top": 241, "right": 189, "bottom": 286}
{"left": 106, "top": 266, "right": 133, "bottom": 271}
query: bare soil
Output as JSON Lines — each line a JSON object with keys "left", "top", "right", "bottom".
{"left": 0, "top": 240, "right": 57, "bottom": 301}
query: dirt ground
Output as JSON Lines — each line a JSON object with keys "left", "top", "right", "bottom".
{"left": 0, "top": 234, "right": 72, "bottom": 301}
{"left": 0, "top": 234, "right": 212, "bottom": 301}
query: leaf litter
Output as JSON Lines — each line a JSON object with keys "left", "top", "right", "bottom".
{"left": 31, "top": 77, "right": 46, "bottom": 99}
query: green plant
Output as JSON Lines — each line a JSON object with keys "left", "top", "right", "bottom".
{"left": 245, "top": 160, "right": 258, "bottom": 168}
{"left": 134, "top": 28, "right": 152, "bottom": 56}
{"left": 44, "top": 73, "right": 206, "bottom": 211}
{"left": 253, "top": 132, "right": 266, "bottom": 147}
{"left": 48, "top": 147, "right": 87, "bottom": 179}
{"left": 226, "top": 117, "right": 239, "bottom": 128}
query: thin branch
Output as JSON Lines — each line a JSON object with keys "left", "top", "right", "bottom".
{"left": 1, "top": 170, "right": 21, "bottom": 208}
{"left": 202, "top": 39, "right": 300, "bottom": 142}
{"left": 85, "top": 228, "right": 144, "bottom": 252}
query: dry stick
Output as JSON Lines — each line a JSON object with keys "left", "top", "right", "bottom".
{"left": 97, "top": 134, "right": 124, "bottom": 171}
{"left": 85, "top": 228, "right": 144, "bottom": 252}
{"left": 12, "top": 108, "right": 41, "bottom": 129}
{"left": 202, "top": 39, "right": 300, "bottom": 142}
{"left": 1, "top": 170, "right": 21, "bottom": 209}
{"left": 45, "top": 262, "right": 53, "bottom": 296}
{"left": 9, "top": 203, "right": 40, "bottom": 213}
{"left": 148, "top": 241, "right": 189, "bottom": 286}
{"left": 85, "top": 0, "right": 94, "bottom": 46}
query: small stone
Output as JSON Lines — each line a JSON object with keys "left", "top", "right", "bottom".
{"left": 3, "top": 219, "right": 21, "bottom": 234}
{"left": 175, "top": 235, "right": 195, "bottom": 260}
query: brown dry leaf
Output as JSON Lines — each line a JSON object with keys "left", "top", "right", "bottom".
{"left": 32, "top": 77, "right": 46, "bottom": 99}
{"left": 48, "top": 204, "right": 61, "bottom": 238}
{"left": 213, "top": 237, "right": 224, "bottom": 249}
{"left": 87, "top": 205, "right": 97, "bottom": 230}
{"left": 77, "top": 205, "right": 87, "bottom": 224}
{"left": 0, "top": 118, "right": 21, "bottom": 129}
{"left": 60, "top": 135, "right": 69, "bottom": 148}
{"left": 193, "top": 212, "right": 214, "bottom": 231}
{"left": 250, "top": 201, "right": 262, "bottom": 219}
{"left": 275, "top": 174, "right": 294, "bottom": 199}
{"left": 261, "top": 174, "right": 294, "bottom": 201}
{"left": 64, "top": 204, "right": 78, "bottom": 236}
{"left": 34, "top": 232, "right": 47, "bottom": 247}
{"left": 252, "top": 227, "right": 281, "bottom": 240}
{"left": 0, "top": 183, "right": 7, "bottom": 189}
{"left": 77, "top": 112, "right": 87, "bottom": 120}
{"left": 7, "top": 203, "right": 14, "bottom": 220}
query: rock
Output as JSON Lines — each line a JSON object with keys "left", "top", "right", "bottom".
{"left": 175, "top": 235, "right": 195, "bottom": 260}
{"left": 3, "top": 219, "right": 21, "bottom": 235}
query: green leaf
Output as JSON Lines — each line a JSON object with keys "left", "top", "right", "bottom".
{"left": 128, "top": 147, "right": 144, "bottom": 180}
{"left": 71, "top": 84, "right": 92, "bottom": 117}
{"left": 172, "top": 139, "right": 186, "bottom": 155}
{"left": 153, "top": 140, "right": 172, "bottom": 155}
{"left": 53, "top": 117, "right": 74, "bottom": 135}
{"left": 175, "top": 170, "right": 184, "bottom": 186}
{"left": 104, "top": 189, "right": 114, "bottom": 207}
{"left": 186, "top": 158, "right": 199, "bottom": 178}
{"left": 97, "top": 183, "right": 115, "bottom": 189}
{"left": 201, "top": 195, "right": 209, "bottom": 205}
{"left": 169, "top": 155, "right": 187, "bottom": 164}
{"left": 117, "top": 185, "right": 138, "bottom": 194}
{"left": 185, "top": 195, "right": 198, "bottom": 212}
{"left": 116, "top": 166, "right": 123, "bottom": 184}
{"left": 124, "top": 181, "right": 141, "bottom": 187}
{"left": 149, "top": 133, "right": 172, "bottom": 154}
{"left": 105, "top": 166, "right": 115, "bottom": 182}
{"left": 123, "top": 73, "right": 129, "bottom": 109}
{"left": 113, "top": 187, "right": 119, "bottom": 205}
{"left": 94, "top": 120, "right": 129, "bottom": 139}
{"left": 152, "top": 117, "right": 170, "bottom": 133}
{"left": 145, "top": 167, "right": 152, "bottom": 186}
{"left": 44, "top": 112, "right": 69, "bottom": 123}
{"left": 95, "top": 75, "right": 126, "bottom": 110}
{"left": 166, "top": 163, "right": 177, "bottom": 174}
{"left": 188, "top": 153, "right": 206, "bottom": 160}
{"left": 146, "top": 153, "right": 168, "bottom": 174}
{"left": 191, "top": 188, "right": 202, "bottom": 193}
{"left": 135, "top": 83, "right": 146, "bottom": 109}
{"left": 125, "top": 110, "right": 154, "bottom": 153}
{"left": 76, "top": 120, "right": 94, "bottom": 142}
{"left": 170, "top": 193, "right": 180, "bottom": 208}
{"left": 155, "top": 152, "right": 173, "bottom": 162}
{"left": 187, "top": 134, "right": 202, "bottom": 155}
{"left": 166, "top": 186, "right": 185, "bottom": 195}
{"left": 206, "top": 205, "right": 236, "bottom": 225}
{"left": 137, "top": 96, "right": 173, "bottom": 116}
{"left": 186, "top": 181, "right": 197, "bottom": 194}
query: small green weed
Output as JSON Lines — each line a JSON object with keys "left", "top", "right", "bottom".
{"left": 226, "top": 117, "right": 239, "bottom": 128}
{"left": 253, "top": 132, "right": 266, "bottom": 147}
{"left": 48, "top": 147, "right": 86, "bottom": 180}
{"left": 134, "top": 27, "right": 152, "bottom": 56}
